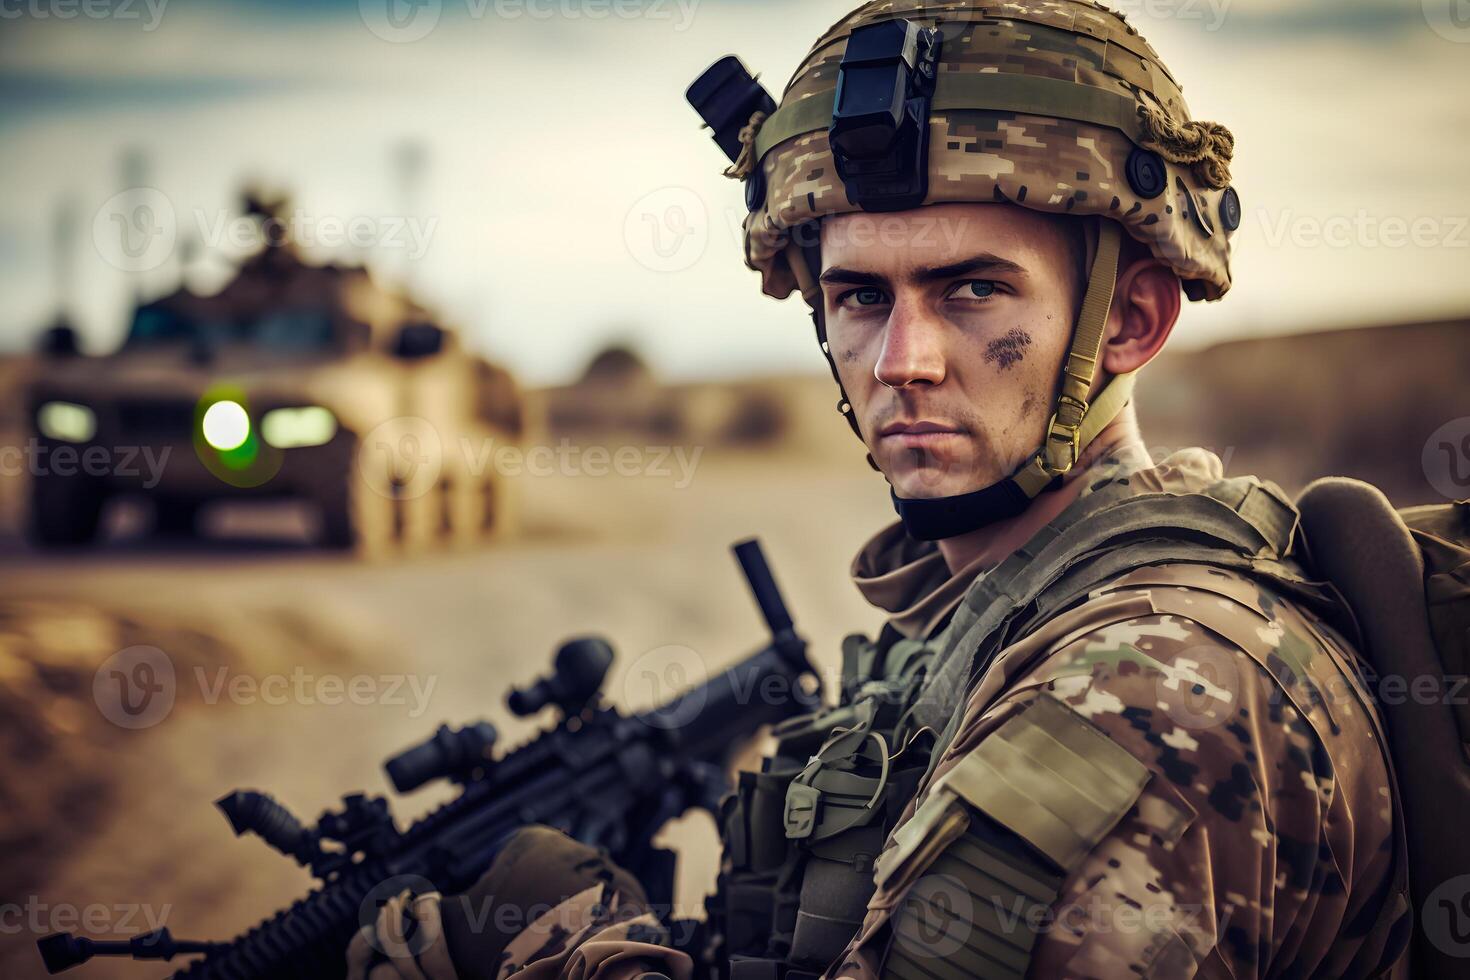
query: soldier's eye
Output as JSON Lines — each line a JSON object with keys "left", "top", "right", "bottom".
{"left": 950, "top": 279, "right": 997, "bottom": 300}
{"left": 839, "top": 287, "right": 889, "bottom": 309}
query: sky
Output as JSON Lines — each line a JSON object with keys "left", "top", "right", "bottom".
{"left": 2, "top": 0, "right": 1468, "bottom": 384}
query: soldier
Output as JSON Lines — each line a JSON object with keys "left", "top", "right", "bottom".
{"left": 350, "top": 1, "right": 1410, "bottom": 977}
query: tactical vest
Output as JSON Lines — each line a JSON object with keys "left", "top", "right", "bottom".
{"left": 714, "top": 624, "right": 943, "bottom": 980}
{"left": 708, "top": 473, "right": 1390, "bottom": 980}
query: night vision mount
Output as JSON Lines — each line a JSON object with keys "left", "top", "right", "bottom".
{"left": 687, "top": 19, "right": 942, "bottom": 214}
{"left": 828, "top": 19, "right": 942, "bottom": 212}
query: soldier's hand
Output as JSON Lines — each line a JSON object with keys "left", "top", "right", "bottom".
{"left": 347, "top": 826, "right": 692, "bottom": 980}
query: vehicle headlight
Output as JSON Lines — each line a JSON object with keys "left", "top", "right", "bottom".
{"left": 261, "top": 406, "right": 338, "bottom": 449}
{"left": 37, "top": 401, "right": 96, "bottom": 443}
{"left": 202, "top": 400, "right": 251, "bottom": 451}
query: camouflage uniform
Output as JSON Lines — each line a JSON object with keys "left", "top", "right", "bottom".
{"left": 832, "top": 449, "right": 1408, "bottom": 978}
{"left": 350, "top": 449, "right": 1409, "bottom": 978}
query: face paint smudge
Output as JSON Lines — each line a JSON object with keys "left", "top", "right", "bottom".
{"left": 986, "top": 328, "right": 1033, "bottom": 371}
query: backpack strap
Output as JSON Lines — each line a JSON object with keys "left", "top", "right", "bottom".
{"left": 1298, "top": 478, "right": 1462, "bottom": 979}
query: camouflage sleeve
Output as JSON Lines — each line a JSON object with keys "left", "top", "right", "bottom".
{"left": 346, "top": 826, "right": 693, "bottom": 980}
{"left": 828, "top": 570, "right": 1406, "bottom": 979}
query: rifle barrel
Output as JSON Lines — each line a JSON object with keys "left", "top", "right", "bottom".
{"left": 733, "top": 539, "right": 793, "bottom": 637}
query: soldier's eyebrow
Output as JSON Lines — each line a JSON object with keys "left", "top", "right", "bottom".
{"left": 819, "top": 268, "right": 889, "bottom": 288}
{"left": 820, "top": 253, "right": 1029, "bottom": 289}
{"left": 916, "top": 254, "right": 1029, "bottom": 284}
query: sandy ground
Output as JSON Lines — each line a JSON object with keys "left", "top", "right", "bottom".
{"left": 0, "top": 451, "right": 893, "bottom": 979}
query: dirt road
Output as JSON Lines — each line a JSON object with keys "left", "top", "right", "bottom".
{"left": 0, "top": 453, "right": 893, "bottom": 979}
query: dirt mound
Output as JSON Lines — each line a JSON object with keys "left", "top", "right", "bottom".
{"left": 0, "top": 599, "right": 358, "bottom": 899}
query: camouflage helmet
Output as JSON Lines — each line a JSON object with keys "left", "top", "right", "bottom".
{"left": 734, "top": 0, "right": 1239, "bottom": 305}
{"left": 689, "top": 0, "right": 1239, "bottom": 537}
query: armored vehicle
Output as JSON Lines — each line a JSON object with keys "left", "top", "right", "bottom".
{"left": 28, "top": 196, "right": 523, "bottom": 553}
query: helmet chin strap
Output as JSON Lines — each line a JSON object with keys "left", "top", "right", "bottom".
{"left": 792, "top": 221, "right": 1136, "bottom": 542}
{"left": 890, "top": 367, "right": 1137, "bottom": 539}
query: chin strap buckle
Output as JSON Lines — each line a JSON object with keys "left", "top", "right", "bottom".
{"left": 1042, "top": 393, "right": 1088, "bottom": 476}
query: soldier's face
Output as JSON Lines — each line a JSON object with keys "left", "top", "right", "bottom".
{"left": 821, "top": 203, "right": 1084, "bottom": 501}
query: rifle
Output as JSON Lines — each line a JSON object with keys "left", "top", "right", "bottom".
{"left": 38, "top": 538, "right": 821, "bottom": 978}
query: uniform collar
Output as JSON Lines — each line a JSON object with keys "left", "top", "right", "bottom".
{"left": 851, "top": 446, "right": 1227, "bottom": 640}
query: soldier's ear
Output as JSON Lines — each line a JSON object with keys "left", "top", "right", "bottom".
{"left": 1100, "top": 257, "right": 1180, "bottom": 376}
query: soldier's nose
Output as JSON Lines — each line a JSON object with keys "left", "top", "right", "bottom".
{"left": 874, "top": 303, "right": 946, "bottom": 389}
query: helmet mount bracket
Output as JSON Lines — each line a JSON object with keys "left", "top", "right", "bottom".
{"left": 829, "top": 20, "right": 943, "bottom": 213}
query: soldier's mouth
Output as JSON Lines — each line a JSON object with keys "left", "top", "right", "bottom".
{"left": 880, "top": 420, "right": 965, "bottom": 448}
